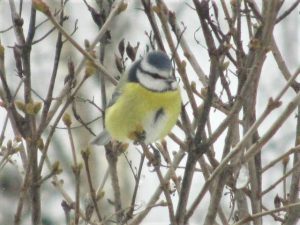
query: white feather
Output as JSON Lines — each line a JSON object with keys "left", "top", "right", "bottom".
{"left": 143, "top": 110, "right": 169, "bottom": 144}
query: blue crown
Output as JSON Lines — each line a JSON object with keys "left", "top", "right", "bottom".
{"left": 146, "top": 51, "right": 172, "bottom": 71}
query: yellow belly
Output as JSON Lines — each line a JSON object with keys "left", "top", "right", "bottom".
{"left": 105, "top": 83, "right": 181, "bottom": 143}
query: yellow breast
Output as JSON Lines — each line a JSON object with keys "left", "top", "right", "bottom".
{"left": 105, "top": 83, "right": 181, "bottom": 143}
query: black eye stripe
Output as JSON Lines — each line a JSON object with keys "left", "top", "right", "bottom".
{"left": 150, "top": 73, "right": 164, "bottom": 79}
{"left": 138, "top": 65, "right": 166, "bottom": 80}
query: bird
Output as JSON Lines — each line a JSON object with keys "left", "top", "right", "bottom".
{"left": 91, "top": 51, "right": 181, "bottom": 145}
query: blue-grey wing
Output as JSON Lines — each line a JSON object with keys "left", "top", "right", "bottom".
{"left": 107, "top": 88, "right": 122, "bottom": 108}
{"left": 106, "top": 59, "right": 141, "bottom": 108}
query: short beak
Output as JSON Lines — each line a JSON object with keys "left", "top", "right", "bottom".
{"left": 167, "top": 78, "right": 178, "bottom": 90}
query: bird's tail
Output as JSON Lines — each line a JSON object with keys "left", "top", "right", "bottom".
{"left": 90, "top": 130, "right": 111, "bottom": 145}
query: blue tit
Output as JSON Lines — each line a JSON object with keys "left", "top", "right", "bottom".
{"left": 91, "top": 51, "right": 181, "bottom": 145}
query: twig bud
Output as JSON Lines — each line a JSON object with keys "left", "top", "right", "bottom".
{"left": 32, "top": 0, "right": 51, "bottom": 15}
{"left": 25, "top": 101, "right": 35, "bottom": 115}
{"left": 117, "top": 2, "right": 128, "bottom": 14}
{"left": 0, "top": 41, "right": 4, "bottom": 60}
{"left": 221, "top": 61, "right": 230, "bottom": 71}
{"left": 96, "top": 191, "right": 105, "bottom": 201}
{"left": 85, "top": 51, "right": 97, "bottom": 77}
{"left": 274, "top": 194, "right": 281, "bottom": 209}
{"left": 282, "top": 155, "right": 289, "bottom": 166}
{"left": 33, "top": 102, "right": 42, "bottom": 114}
{"left": 126, "top": 42, "right": 139, "bottom": 61}
{"left": 249, "top": 38, "right": 261, "bottom": 49}
{"left": 81, "top": 147, "right": 91, "bottom": 159}
{"left": 118, "top": 38, "right": 125, "bottom": 57}
{"left": 36, "top": 137, "right": 44, "bottom": 150}
{"left": 115, "top": 54, "right": 124, "bottom": 73}
{"left": 15, "top": 101, "right": 26, "bottom": 113}
{"left": 62, "top": 113, "right": 72, "bottom": 127}
{"left": 52, "top": 161, "right": 63, "bottom": 174}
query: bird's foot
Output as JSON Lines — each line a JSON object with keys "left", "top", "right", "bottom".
{"left": 129, "top": 130, "right": 146, "bottom": 145}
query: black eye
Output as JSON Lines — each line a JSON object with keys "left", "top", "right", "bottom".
{"left": 151, "top": 73, "right": 163, "bottom": 79}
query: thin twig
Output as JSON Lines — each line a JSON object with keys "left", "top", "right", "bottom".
{"left": 232, "top": 202, "right": 300, "bottom": 225}
{"left": 82, "top": 149, "right": 103, "bottom": 222}
{"left": 261, "top": 146, "right": 300, "bottom": 173}
{"left": 261, "top": 161, "right": 300, "bottom": 196}
{"left": 128, "top": 149, "right": 185, "bottom": 225}
{"left": 125, "top": 153, "right": 145, "bottom": 221}
{"left": 186, "top": 50, "right": 295, "bottom": 220}
{"left": 276, "top": 0, "right": 300, "bottom": 23}
{"left": 40, "top": 0, "right": 125, "bottom": 134}
{"left": 105, "top": 144, "right": 124, "bottom": 223}
{"left": 141, "top": 0, "right": 165, "bottom": 51}
{"left": 141, "top": 143, "right": 177, "bottom": 225}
